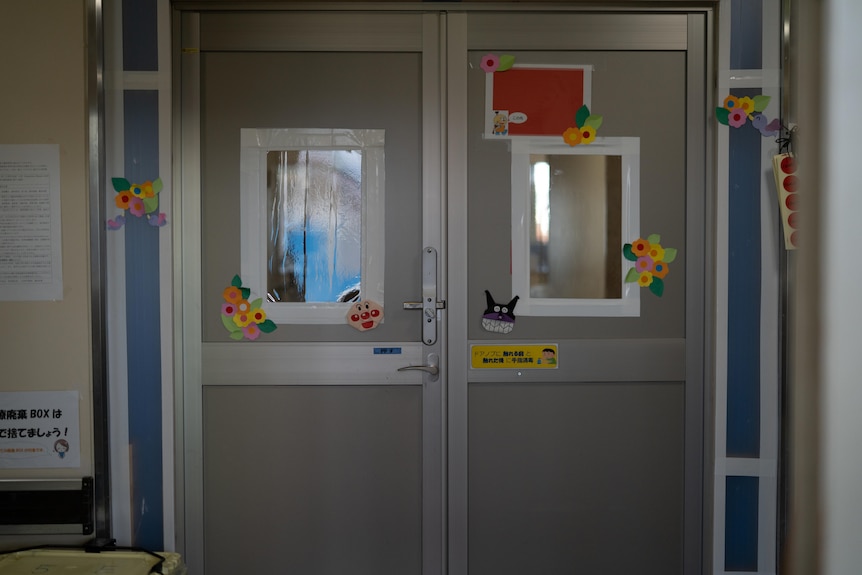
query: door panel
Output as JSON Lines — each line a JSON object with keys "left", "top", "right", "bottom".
{"left": 204, "top": 385, "right": 422, "bottom": 575}
{"left": 467, "top": 50, "right": 688, "bottom": 340}
{"left": 201, "top": 50, "right": 423, "bottom": 342}
{"left": 469, "top": 383, "right": 684, "bottom": 574}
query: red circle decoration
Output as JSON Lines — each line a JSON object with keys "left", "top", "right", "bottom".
{"left": 781, "top": 156, "right": 797, "bottom": 174}
{"left": 788, "top": 211, "right": 799, "bottom": 229}
{"left": 785, "top": 193, "right": 798, "bottom": 210}
{"left": 783, "top": 175, "right": 798, "bottom": 193}
{"left": 790, "top": 230, "right": 798, "bottom": 247}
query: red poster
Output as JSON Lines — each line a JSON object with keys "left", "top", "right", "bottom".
{"left": 488, "top": 67, "right": 590, "bottom": 137}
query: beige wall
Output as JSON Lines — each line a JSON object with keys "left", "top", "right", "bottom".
{"left": 0, "top": 1, "right": 92, "bottom": 478}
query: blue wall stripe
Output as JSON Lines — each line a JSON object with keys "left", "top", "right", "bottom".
{"left": 122, "top": 0, "right": 159, "bottom": 72}
{"left": 123, "top": 89, "right": 164, "bottom": 550}
{"left": 726, "top": 88, "right": 762, "bottom": 458}
{"left": 725, "top": 476, "right": 760, "bottom": 571}
{"left": 730, "top": 0, "right": 763, "bottom": 69}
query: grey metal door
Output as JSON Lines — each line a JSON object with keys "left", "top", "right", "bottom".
{"left": 176, "top": 6, "right": 712, "bottom": 575}
{"left": 444, "top": 11, "right": 711, "bottom": 575}
{"left": 176, "top": 10, "right": 445, "bottom": 575}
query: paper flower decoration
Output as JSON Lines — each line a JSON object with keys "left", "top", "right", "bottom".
{"left": 562, "top": 105, "right": 603, "bottom": 146}
{"left": 108, "top": 177, "right": 168, "bottom": 229}
{"left": 221, "top": 275, "right": 277, "bottom": 340}
{"left": 480, "top": 53, "right": 515, "bottom": 73}
{"left": 716, "top": 94, "right": 780, "bottom": 137}
{"left": 623, "top": 234, "right": 678, "bottom": 297}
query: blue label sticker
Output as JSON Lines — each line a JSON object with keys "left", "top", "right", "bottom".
{"left": 373, "top": 347, "right": 402, "bottom": 355}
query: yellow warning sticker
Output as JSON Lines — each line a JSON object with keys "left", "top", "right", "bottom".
{"left": 470, "top": 344, "right": 558, "bottom": 369}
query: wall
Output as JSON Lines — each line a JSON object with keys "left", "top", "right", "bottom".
{"left": 0, "top": 0, "right": 92, "bottom": 546}
{"left": 0, "top": 3, "right": 91, "bottom": 476}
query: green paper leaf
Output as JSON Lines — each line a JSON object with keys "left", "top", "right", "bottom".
{"left": 258, "top": 319, "right": 278, "bottom": 333}
{"left": 221, "top": 313, "right": 241, "bottom": 333}
{"left": 649, "top": 277, "right": 665, "bottom": 297}
{"left": 497, "top": 54, "right": 516, "bottom": 72}
{"left": 229, "top": 331, "right": 245, "bottom": 341}
{"left": 152, "top": 178, "right": 163, "bottom": 194}
{"left": 752, "top": 95, "right": 771, "bottom": 112}
{"left": 625, "top": 268, "right": 640, "bottom": 283}
{"left": 231, "top": 275, "right": 243, "bottom": 288}
{"left": 250, "top": 298, "right": 263, "bottom": 310}
{"left": 623, "top": 244, "right": 638, "bottom": 262}
{"left": 663, "top": 247, "right": 678, "bottom": 263}
{"left": 715, "top": 107, "right": 730, "bottom": 125}
{"left": 112, "top": 177, "right": 131, "bottom": 192}
{"left": 575, "top": 105, "right": 590, "bottom": 129}
{"left": 647, "top": 234, "right": 661, "bottom": 245}
{"left": 583, "top": 115, "right": 603, "bottom": 130}
{"left": 240, "top": 287, "right": 251, "bottom": 300}
{"left": 143, "top": 196, "right": 159, "bottom": 215}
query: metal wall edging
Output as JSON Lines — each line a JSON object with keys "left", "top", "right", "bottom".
{"left": 87, "top": 0, "right": 112, "bottom": 542}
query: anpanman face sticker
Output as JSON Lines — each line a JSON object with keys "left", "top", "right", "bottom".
{"left": 347, "top": 300, "right": 384, "bottom": 332}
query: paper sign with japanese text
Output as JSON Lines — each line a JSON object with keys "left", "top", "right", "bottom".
{"left": 0, "top": 391, "right": 81, "bottom": 468}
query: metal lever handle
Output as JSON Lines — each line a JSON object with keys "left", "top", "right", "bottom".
{"left": 397, "top": 353, "right": 439, "bottom": 380}
{"left": 397, "top": 364, "right": 439, "bottom": 376}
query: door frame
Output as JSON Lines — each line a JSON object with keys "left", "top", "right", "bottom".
{"left": 171, "top": 4, "right": 716, "bottom": 575}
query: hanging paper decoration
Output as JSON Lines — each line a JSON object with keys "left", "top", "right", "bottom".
{"left": 107, "top": 177, "right": 168, "bottom": 229}
{"left": 773, "top": 153, "right": 799, "bottom": 250}
{"left": 562, "top": 105, "right": 603, "bottom": 146}
{"left": 716, "top": 95, "right": 780, "bottom": 137}
{"left": 346, "top": 300, "right": 384, "bottom": 332}
{"left": 480, "top": 53, "right": 515, "bottom": 73}
{"left": 221, "top": 275, "right": 277, "bottom": 341}
{"left": 623, "top": 235, "right": 678, "bottom": 297}
{"left": 481, "top": 290, "right": 520, "bottom": 334}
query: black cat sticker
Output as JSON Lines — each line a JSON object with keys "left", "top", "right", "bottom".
{"left": 481, "top": 290, "right": 519, "bottom": 334}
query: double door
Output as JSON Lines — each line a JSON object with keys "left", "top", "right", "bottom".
{"left": 176, "top": 7, "right": 710, "bottom": 575}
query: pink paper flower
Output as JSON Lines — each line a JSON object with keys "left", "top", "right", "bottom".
{"left": 480, "top": 53, "right": 499, "bottom": 73}
{"left": 728, "top": 107, "right": 748, "bottom": 128}
{"left": 129, "top": 196, "right": 146, "bottom": 217}
{"left": 221, "top": 303, "right": 236, "bottom": 317}
{"left": 243, "top": 323, "right": 261, "bottom": 340}
{"left": 636, "top": 256, "right": 655, "bottom": 273}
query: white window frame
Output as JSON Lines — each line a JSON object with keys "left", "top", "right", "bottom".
{"left": 510, "top": 136, "right": 641, "bottom": 317}
{"left": 240, "top": 128, "right": 385, "bottom": 324}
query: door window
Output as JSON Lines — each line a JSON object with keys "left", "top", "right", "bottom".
{"left": 511, "top": 137, "right": 641, "bottom": 316}
{"left": 240, "top": 128, "right": 385, "bottom": 324}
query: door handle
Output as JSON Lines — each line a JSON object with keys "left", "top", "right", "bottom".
{"left": 402, "top": 247, "right": 445, "bottom": 345}
{"left": 398, "top": 353, "right": 439, "bottom": 380}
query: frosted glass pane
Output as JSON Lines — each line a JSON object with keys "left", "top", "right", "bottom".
{"left": 529, "top": 154, "right": 622, "bottom": 299}
{"left": 266, "top": 149, "right": 362, "bottom": 303}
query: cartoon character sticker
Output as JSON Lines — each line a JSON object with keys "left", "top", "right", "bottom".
{"left": 347, "top": 300, "right": 384, "bottom": 332}
{"left": 537, "top": 348, "right": 557, "bottom": 365}
{"left": 481, "top": 290, "right": 519, "bottom": 334}
{"left": 492, "top": 110, "right": 509, "bottom": 135}
{"left": 54, "top": 439, "right": 70, "bottom": 459}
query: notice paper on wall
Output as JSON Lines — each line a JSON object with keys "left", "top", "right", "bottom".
{"left": 0, "top": 391, "right": 80, "bottom": 469}
{"left": 0, "top": 144, "right": 63, "bottom": 301}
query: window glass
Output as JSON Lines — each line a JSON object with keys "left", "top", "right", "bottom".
{"left": 529, "top": 154, "right": 622, "bottom": 300}
{"left": 266, "top": 149, "right": 362, "bottom": 303}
